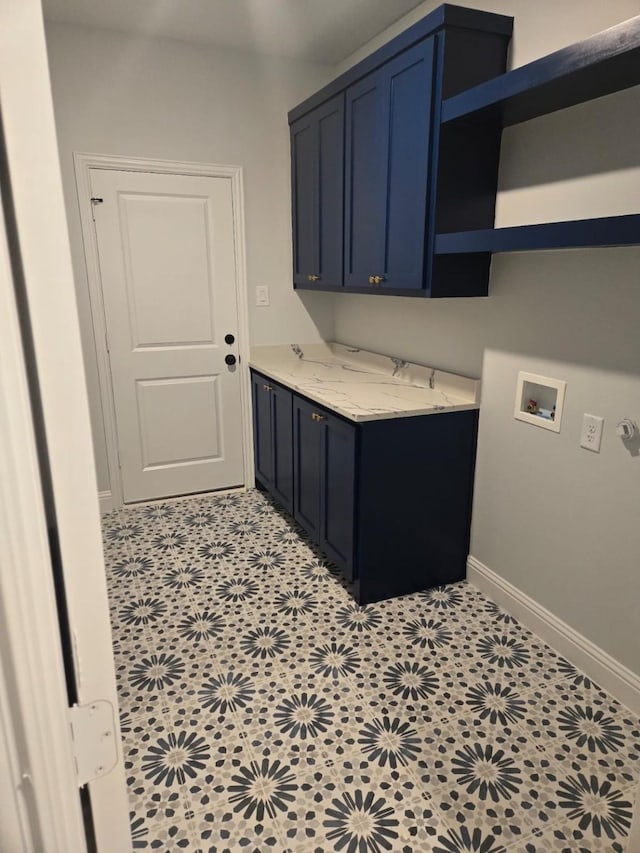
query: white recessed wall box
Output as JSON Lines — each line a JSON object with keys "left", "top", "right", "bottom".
{"left": 514, "top": 371, "right": 566, "bottom": 433}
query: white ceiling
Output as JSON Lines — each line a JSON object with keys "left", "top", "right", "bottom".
{"left": 42, "top": 0, "right": 429, "bottom": 64}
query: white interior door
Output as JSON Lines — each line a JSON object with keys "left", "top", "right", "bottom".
{"left": 0, "top": 1, "right": 131, "bottom": 848}
{"left": 90, "top": 168, "right": 245, "bottom": 503}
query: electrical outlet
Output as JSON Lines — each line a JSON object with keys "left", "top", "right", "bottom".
{"left": 255, "top": 285, "right": 270, "bottom": 307}
{"left": 580, "top": 413, "right": 604, "bottom": 452}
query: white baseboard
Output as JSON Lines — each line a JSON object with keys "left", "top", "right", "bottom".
{"left": 467, "top": 555, "right": 640, "bottom": 714}
{"left": 98, "top": 490, "right": 113, "bottom": 514}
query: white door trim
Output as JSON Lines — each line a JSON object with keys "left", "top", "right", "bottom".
{"left": 74, "top": 152, "right": 254, "bottom": 509}
{"left": 0, "top": 185, "right": 86, "bottom": 851}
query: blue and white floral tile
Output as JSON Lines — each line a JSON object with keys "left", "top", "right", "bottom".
{"left": 107, "top": 550, "right": 160, "bottom": 584}
{"left": 515, "top": 772, "right": 637, "bottom": 852}
{"left": 443, "top": 672, "right": 540, "bottom": 743}
{"left": 111, "top": 587, "right": 175, "bottom": 628}
{"left": 187, "top": 764, "right": 293, "bottom": 852}
{"left": 211, "top": 620, "right": 315, "bottom": 685}
{"left": 150, "top": 606, "right": 232, "bottom": 656}
{"left": 454, "top": 623, "right": 566, "bottom": 688}
{"left": 189, "top": 809, "right": 289, "bottom": 853}
{"left": 304, "top": 600, "right": 386, "bottom": 641}
{"left": 555, "top": 658, "right": 603, "bottom": 692}
{"left": 237, "top": 674, "right": 375, "bottom": 771}
{"left": 123, "top": 715, "right": 193, "bottom": 827}
{"left": 129, "top": 810, "right": 195, "bottom": 850}
{"left": 416, "top": 716, "right": 566, "bottom": 847}
{"left": 294, "top": 555, "right": 342, "bottom": 586}
{"left": 279, "top": 757, "right": 450, "bottom": 852}
{"left": 102, "top": 541, "right": 132, "bottom": 570}
{"left": 356, "top": 659, "right": 468, "bottom": 722}
{"left": 245, "top": 583, "right": 325, "bottom": 624}
{"left": 371, "top": 610, "right": 482, "bottom": 671}
{"left": 428, "top": 825, "right": 508, "bottom": 853}
{"left": 383, "top": 582, "right": 483, "bottom": 622}
{"left": 518, "top": 679, "right": 640, "bottom": 786}
{"left": 115, "top": 639, "right": 219, "bottom": 723}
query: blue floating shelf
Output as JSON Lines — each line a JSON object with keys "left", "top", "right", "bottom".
{"left": 434, "top": 214, "right": 640, "bottom": 255}
{"left": 441, "top": 13, "right": 640, "bottom": 127}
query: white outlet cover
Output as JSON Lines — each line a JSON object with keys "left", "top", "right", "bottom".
{"left": 580, "top": 413, "right": 604, "bottom": 452}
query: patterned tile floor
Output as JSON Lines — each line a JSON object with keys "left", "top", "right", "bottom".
{"left": 102, "top": 488, "right": 639, "bottom": 852}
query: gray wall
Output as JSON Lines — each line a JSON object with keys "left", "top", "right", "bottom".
{"left": 334, "top": 0, "right": 640, "bottom": 673}
{"left": 44, "top": 22, "right": 334, "bottom": 493}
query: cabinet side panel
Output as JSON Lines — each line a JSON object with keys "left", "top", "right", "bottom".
{"left": 320, "top": 414, "right": 356, "bottom": 576}
{"left": 251, "top": 371, "right": 273, "bottom": 487}
{"left": 271, "top": 384, "right": 293, "bottom": 513}
{"left": 290, "top": 117, "right": 318, "bottom": 284}
{"left": 439, "top": 29, "right": 512, "bottom": 99}
{"left": 356, "top": 411, "right": 478, "bottom": 604}
{"left": 292, "top": 396, "right": 321, "bottom": 538}
{"left": 385, "top": 39, "right": 435, "bottom": 290}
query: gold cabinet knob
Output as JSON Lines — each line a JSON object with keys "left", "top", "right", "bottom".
{"left": 372, "top": 275, "right": 385, "bottom": 285}
{"left": 368, "top": 276, "right": 374, "bottom": 284}
{"left": 308, "top": 274, "right": 320, "bottom": 282}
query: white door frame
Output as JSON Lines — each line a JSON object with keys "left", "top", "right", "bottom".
{"left": 74, "top": 152, "right": 254, "bottom": 509}
{"left": 0, "top": 182, "right": 87, "bottom": 853}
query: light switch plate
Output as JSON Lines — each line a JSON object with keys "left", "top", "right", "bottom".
{"left": 255, "top": 285, "right": 270, "bottom": 307}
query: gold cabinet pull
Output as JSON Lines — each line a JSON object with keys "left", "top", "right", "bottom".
{"left": 372, "top": 275, "right": 385, "bottom": 285}
{"left": 263, "top": 384, "right": 273, "bottom": 391}
{"left": 368, "top": 275, "right": 374, "bottom": 284}
{"left": 308, "top": 274, "right": 320, "bottom": 282}
{"left": 311, "top": 412, "right": 327, "bottom": 422}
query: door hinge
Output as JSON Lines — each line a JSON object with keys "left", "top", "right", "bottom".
{"left": 68, "top": 701, "right": 118, "bottom": 787}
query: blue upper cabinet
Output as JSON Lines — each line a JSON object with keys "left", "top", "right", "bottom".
{"left": 289, "top": 4, "right": 513, "bottom": 298}
{"left": 344, "top": 39, "right": 434, "bottom": 292}
{"left": 290, "top": 94, "right": 344, "bottom": 288}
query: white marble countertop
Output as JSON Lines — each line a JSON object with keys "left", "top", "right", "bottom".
{"left": 249, "top": 342, "right": 480, "bottom": 422}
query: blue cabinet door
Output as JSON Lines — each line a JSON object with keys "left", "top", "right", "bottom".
{"left": 251, "top": 372, "right": 274, "bottom": 488}
{"left": 344, "top": 72, "right": 386, "bottom": 287}
{"left": 319, "top": 413, "right": 356, "bottom": 576}
{"left": 290, "top": 113, "right": 317, "bottom": 286}
{"left": 271, "top": 381, "right": 293, "bottom": 513}
{"left": 251, "top": 372, "right": 293, "bottom": 513}
{"left": 292, "top": 396, "right": 321, "bottom": 538}
{"left": 291, "top": 94, "right": 344, "bottom": 287}
{"left": 344, "top": 38, "right": 435, "bottom": 291}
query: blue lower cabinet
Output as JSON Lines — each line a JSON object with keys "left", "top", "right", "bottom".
{"left": 251, "top": 372, "right": 293, "bottom": 513}
{"left": 292, "top": 395, "right": 323, "bottom": 540}
{"left": 252, "top": 370, "right": 478, "bottom": 604}
{"left": 319, "top": 413, "right": 356, "bottom": 574}
{"left": 293, "top": 397, "right": 357, "bottom": 577}
{"left": 251, "top": 372, "right": 274, "bottom": 486}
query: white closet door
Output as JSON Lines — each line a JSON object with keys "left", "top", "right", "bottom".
{"left": 91, "top": 168, "right": 244, "bottom": 502}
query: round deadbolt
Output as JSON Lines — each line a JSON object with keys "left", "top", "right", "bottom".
{"left": 225, "top": 354, "right": 237, "bottom": 366}
{"left": 225, "top": 333, "right": 235, "bottom": 345}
